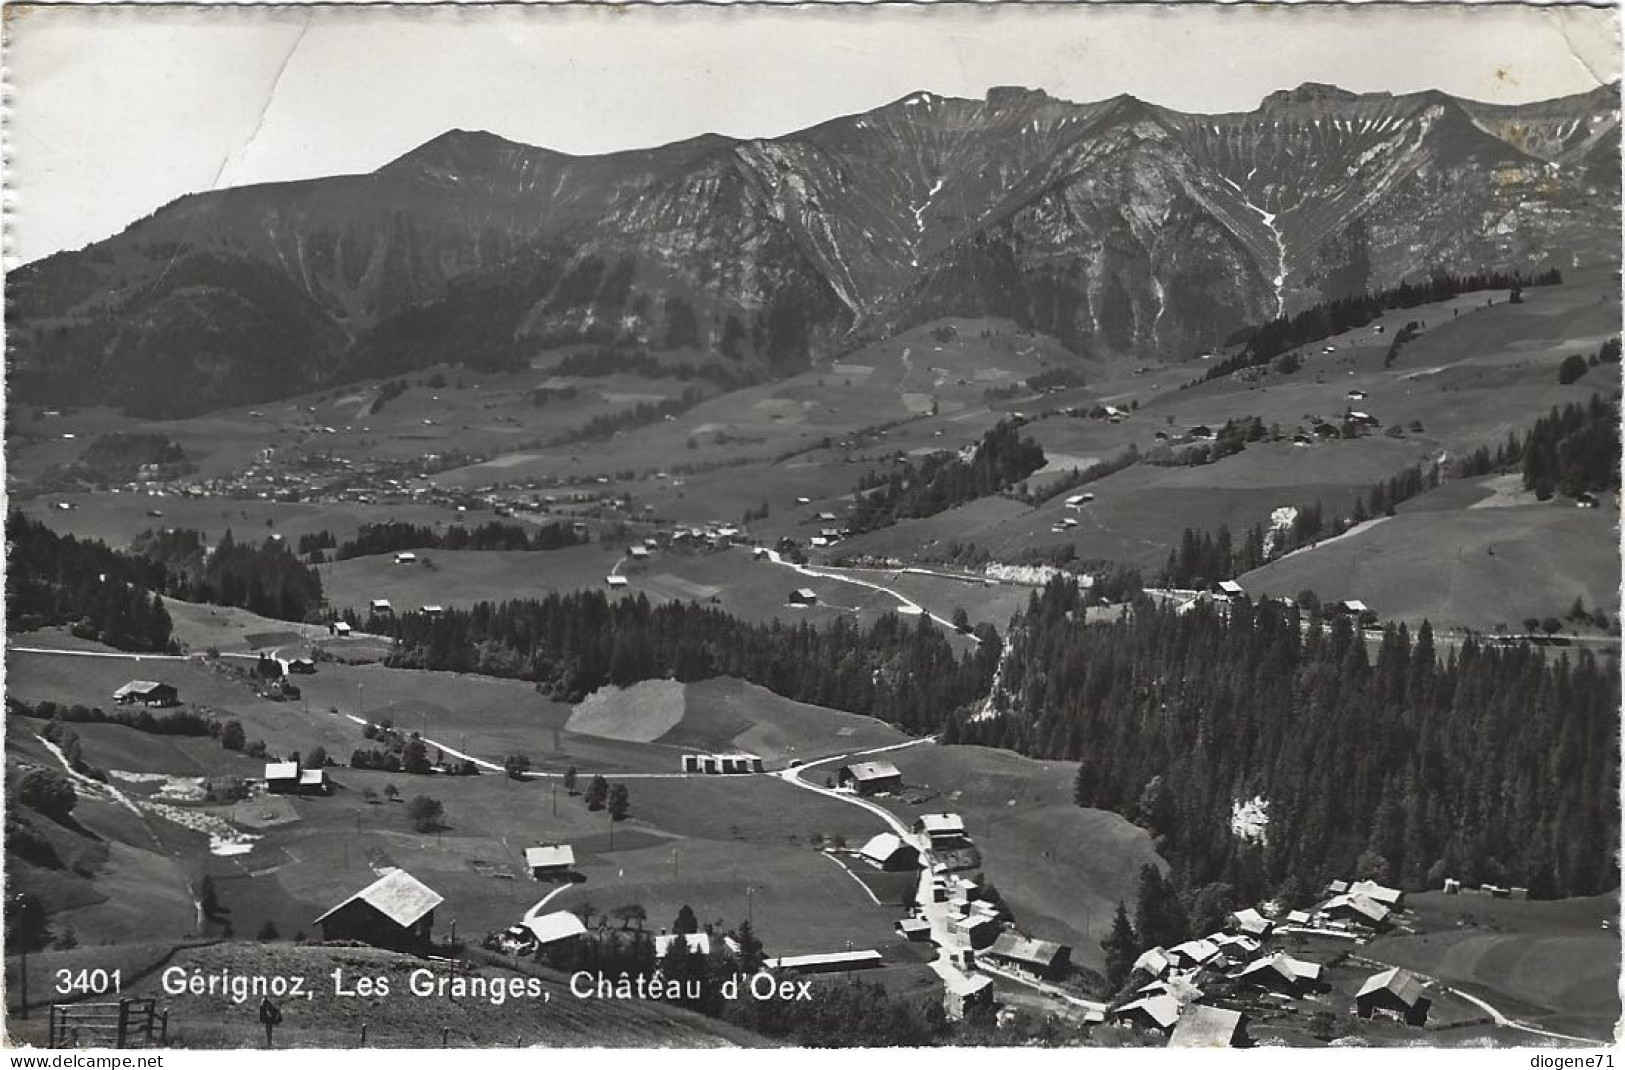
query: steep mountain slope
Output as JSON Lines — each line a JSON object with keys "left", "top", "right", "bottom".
{"left": 9, "top": 82, "right": 1617, "bottom": 416}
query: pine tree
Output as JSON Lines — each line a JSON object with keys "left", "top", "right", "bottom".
{"left": 1100, "top": 901, "right": 1139, "bottom": 989}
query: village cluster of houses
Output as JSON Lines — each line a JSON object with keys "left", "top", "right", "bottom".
{"left": 847, "top": 805, "right": 1078, "bottom": 1023}
{"left": 1109, "top": 878, "right": 1431, "bottom": 1046}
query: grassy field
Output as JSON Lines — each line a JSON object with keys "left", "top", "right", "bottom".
{"left": 1241, "top": 491, "right": 1621, "bottom": 633}
{"left": 318, "top": 544, "right": 625, "bottom": 614}
{"left": 569, "top": 677, "right": 908, "bottom": 766}
{"left": 1362, "top": 890, "right": 1621, "bottom": 1041}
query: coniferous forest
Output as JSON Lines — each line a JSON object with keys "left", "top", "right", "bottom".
{"left": 6, "top": 513, "right": 176, "bottom": 651}
{"left": 363, "top": 592, "right": 1000, "bottom": 733}
{"left": 952, "top": 581, "right": 1619, "bottom": 903}
{"left": 132, "top": 527, "right": 324, "bottom": 621}
{"left": 848, "top": 419, "right": 1047, "bottom": 533}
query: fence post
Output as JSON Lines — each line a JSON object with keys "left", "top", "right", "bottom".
{"left": 359, "top": 1022, "right": 368, "bottom": 1046}
{"left": 116, "top": 999, "right": 130, "bottom": 1048}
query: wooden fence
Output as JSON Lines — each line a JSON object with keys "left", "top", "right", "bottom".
{"left": 48, "top": 998, "right": 168, "bottom": 1048}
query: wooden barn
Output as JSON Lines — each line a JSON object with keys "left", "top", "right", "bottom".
{"left": 1356, "top": 967, "right": 1431, "bottom": 1026}
{"left": 263, "top": 761, "right": 301, "bottom": 794}
{"left": 112, "top": 680, "right": 178, "bottom": 707}
{"left": 837, "top": 761, "right": 902, "bottom": 795}
{"left": 858, "top": 832, "right": 920, "bottom": 872}
{"left": 525, "top": 844, "right": 576, "bottom": 880}
{"left": 985, "top": 931, "right": 1071, "bottom": 980}
{"left": 314, "top": 869, "right": 442, "bottom": 953}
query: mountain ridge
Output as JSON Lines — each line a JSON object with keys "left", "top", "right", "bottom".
{"left": 9, "top": 81, "right": 1618, "bottom": 416}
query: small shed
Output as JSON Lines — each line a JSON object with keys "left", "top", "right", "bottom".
{"left": 606, "top": 575, "right": 630, "bottom": 588}
{"left": 525, "top": 844, "right": 576, "bottom": 880}
{"left": 371, "top": 599, "right": 394, "bottom": 614}
{"left": 394, "top": 552, "right": 418, "bottom": 564}
{"left": 789, "top": 588, "right": 819, "bottom": 605}
{"left": 333, "top": 621, "right": 352, "bottom": 637}
{"left": 113, "top": 680, "right": 178, "bottom": 707}
{"left": 1215, "top": 580, "right": 1246, "bottom": 598}
{"left": 895, "top": 917, "right": 932, "bottom": 941}
{"left": 1356, "top": 967, "right": 1431, "bottom": 1026}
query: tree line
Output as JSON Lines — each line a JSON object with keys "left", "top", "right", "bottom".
{"left": 359, "top": 592, "right": 999, "bottom": 735}
{"left": 322, "top": 519, "right": 589, "bottom": 560}
{"left": 1519, "top": 394, "right": 1620, "bottom": 501}
{"left": 954, "top": 581, "right": 1619, "bottom": 906}
{"left": 1203, "top": 267, "right": 1563, "bottom": 382}
{"left": 848, "top": 419, "right": 1046, "bottom": 534}
{"left": 132, "top": 527, "right": 323, "bottom": 621}
{"left": 6, "top": 512, "right": 176, "bottom": 651}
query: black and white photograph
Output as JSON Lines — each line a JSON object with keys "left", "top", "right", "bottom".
{"left": 2, "top": 0, "right": 1621, "bottom": 1053}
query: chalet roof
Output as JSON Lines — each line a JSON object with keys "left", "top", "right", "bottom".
{"left": 1230, "top": 907, "right": 1272, "bottom": 935}
{"left": 792, "top": 587, "right": 819, "bottom": 599}
{"left": 1114, "top": 993, "right": 1181, "bottom": 1030}
{"left": 113, "top": 680, "right": 170, "bottom": 697}
{"left": 916, "top": 813, "right": 966, "bottom": 835}
{"left": 766, "top": 950, "right": 882, "bottom": 970}
{"left": 1348, "top": 880, "right": 1403, "bottom": 907}
{"left": 1237, "top": 952, "right": 1320, "bottom": 986}
{"left": 315, "top": 869, "right": 443, "bottom": 929}
{"left": 522, "top": 911, "right": 587, "bottom": 945}
{"left": 1169, "top": 937, "right": 1222, "bottom": 965}
{"left": 264, "top": 761, "right": 299, "bottom": 781}
{"left": 1358, "top": 967, "right": 1426, "bottom": 1008}
{"left": 859, "top": 832, "right": 915, "bottom": 865}
{"left": 1212, "top": 933, "right": 1261, "bottom": 955}
{"left": 1216, "top": 580, "right": 1246, "bottom": 596}
{"left": 1168, "top": 1005, "right": 1245, "bottom": 1048}
{"left": 941, "top": 970, "right": 993, "bottom": 999}
{"left": 525, "top": 844, "right": 576, "bottom": 869}
{"left": 987, "top": 931, "right": 1067, "bottom": 969}
{"left": 1285, "top": 910, "right": 1312, "bottom": 925}
{"left": 299, "top": 768, "right": 326, "bottom": 786}
{"left": 1133, "top": 947, "right": 1173, "bottom": 976}
{"left": 844, "top": 760, "right": 901, "bottom": 782}
{"left": 1325, "top": 893, "right": 1391, "bottom": 924}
